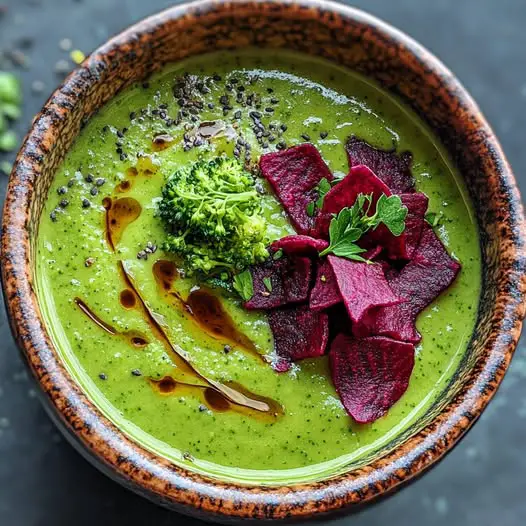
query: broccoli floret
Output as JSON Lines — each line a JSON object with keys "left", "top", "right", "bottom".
{"left": 159, "top": 156, "right": 269, "bottom": 275}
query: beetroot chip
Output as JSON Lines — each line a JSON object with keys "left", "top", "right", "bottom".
{"left": 401, "top": 193, "right": 429, "bottom": 259}
{"left": 282, "top": 256, "right": 312, "bottom": 304}
{"left": 330, "top": 334, "right": 415, "bottom": 423}
{"left": 244, "top": 258, "right": 287, "bottom": 310}
{"left": 244, "top": 256, "right": 312, "bottom": 310}
{"left": 272, "top": 235, "right": 328, "bottom": 256}
{"left": 260, "top": 144, "right": 333, "bottom": 235}
{"left": 309, "top": 259, "right": 342, "bottom": 311}
{"left": 355, "top": 225, "right": 460, "bottom": 342}
{"left": 345, "top": 136, "right": 415, "bottom": 194}
{"left": 269, "top": 305, "right": 329, "bottom": 372}
{"left": 314, "top": 165, "right": 391, "bottom": 239}
{"left": 328, "top": 255, "right": 401, "bottom": 324}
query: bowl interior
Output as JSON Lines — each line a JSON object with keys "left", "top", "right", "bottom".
{"left": 4, "top": 0, "right": 525, "bottom": 519}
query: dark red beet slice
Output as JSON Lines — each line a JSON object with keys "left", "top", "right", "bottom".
{"left": 244, "top": 258, "right": 287, "bottom": 310}
{"left": 269, "top": 305, "right": 329, "bottom": 372}
{"left": 328, "top": 255, "right": 401, "bottom": 324}
{"left": 272, "top": 235, "right": 328, "bottom": 256}
{"left": 282, "top": 256, "right": 312, "bottom": 304}
{"left": 401, "top": 192, "right": 429, "bottom": 259}
{"left": 309, "top": 259, "right": 342, "bottom": 311}
{"left": 345, "top": 136, "right": 415, "bottom": 194}
{"left": 354, "top": 224, "right": 460, "bottom": 342}
{"left": 244, "top": 256, "right": 312, "bottom": 310}
{"left": 330, "top": 334, "right": 415, "bottom": 423}
{"left": 260, "top": 144, "right": 333, "bottom": 235}
{"left": 314, "top": 165, "right": 391, "bottom": 239}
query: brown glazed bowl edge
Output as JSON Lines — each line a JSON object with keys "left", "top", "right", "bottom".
{"left": 2, "top": 0, "right": 526, "bottom": 521}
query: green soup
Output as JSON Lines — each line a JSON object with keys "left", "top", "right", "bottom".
{"left": 36, "top": 50, "right": 481, "bottom": 484}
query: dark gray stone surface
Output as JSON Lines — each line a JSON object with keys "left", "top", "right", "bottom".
{"left": 0, "top": 1, "right": 524, "bottom": 525}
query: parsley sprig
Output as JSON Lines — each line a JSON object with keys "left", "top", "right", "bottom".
{"left": 319, "top": 193, "right": 408, "bottom": 261}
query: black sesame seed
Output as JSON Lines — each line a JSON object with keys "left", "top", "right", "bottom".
{"left": 280, "top": 123, "right": 287, "bottom": 131}
{"left": 57, "top": 186, "right": 67, "bottom": 195}
{"left": 265, "top": 107, "right": 274, "bottom": 113}
{"left": 90, "top": 187, "right": 98, "bottom": 196}
{"left": 249, "top": 110, "right": 262, "bottom": 120}
{"left": 151, "top": 109, "right": 159, "bottom": 116}
{"left": 262, "top": 141, "right": 269, "bottom": 148}
{"left": 230, "top": 78, "right": 238, "bottom": 84}
{"left": 177, "top": 98, "right": 185, "bottom": 107}
{"left": 129, "top": 111, "right": 136, "bottom": 120}
{"left": 269, "top": 135, "right": 276, "bottom": 142}
{"left": 276, "top": 141, "right": 287, "bottom": 150}
{"left": 142, "top": 81, "right": 150, "bottom": 89}
{"left": 131, "top": 369, "right": 142, "bottom": 377}
{"left": 159, "top": 110, "right": 167, "bottom": 119}
{"left": 98, "top": 373, "right": 107, "bottom": 380}
{"left": 270, "top": 97, "right": 279, "bottom": 104}
{"left": 82, "top": 198, "right": 91, "bottom": 208}
{"left": 67, "top": 179, "right": 75, "bottom": 187}
{"left": 207, "top": 102, "right": 215, "bottom": 109}
{"left": 85, "top": 173, "right": 94, "bottom": 183}
{"left": 213, "top": 74, "right": 221, "bottom": 81}
{"left": 102, "top": 125, "right": 109, "bottom": 133}
{"left": 224, "top": 344, "right": 232, "bottom": 354}
{"left": 95, "top": 178, "right": 106, "bottom": 187}
{"left": 159, "top": 103, "right": 168, "bottom": 110}
{"left": 301, "top": 133, "right": 311, "bottom": 141}
{"left": 320, "top": 131, "right": 328, "bottom": 139}
{"left": 116, "top": 130, "right": 124, "bottom": 138}
{"left": 50, "top": 210, "right": 58, "bottom": 222}
{"left": 267, "top": 87, "right": 274, "bottom": 93}
{"left": 122, "top": 127, "right": 128, "bottom": 134}
{"left": 198, "top": 404, "right": 207, "bottom": 412}
{"left": 59, "top": 199, "right": 69, "bottom": 208}
{"left": 120, "top": 153, "right": 128, "bottom": 161}
{"left": 234, "top": 110, "right": 242, "bottom": 119}
{"left": 219, "top": 95, "right": 229, "bottom": 105}
{"left": 116, "top": 147, "right": 123, "bottom": 155}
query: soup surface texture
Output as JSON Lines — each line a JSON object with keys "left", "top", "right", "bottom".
{"left": 36, "top": 50, "right": 480, "bottom": 484}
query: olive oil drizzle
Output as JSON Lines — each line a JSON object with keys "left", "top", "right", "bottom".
{"left": 119, "top": 261, "right": 279, "bottom": 414}
{"left": 152, "top": 260, "right": 263, "bottom": 361}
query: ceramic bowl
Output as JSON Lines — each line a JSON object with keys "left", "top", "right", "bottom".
{"left": 2, "top": 0, "right": 526, "bottom": 521}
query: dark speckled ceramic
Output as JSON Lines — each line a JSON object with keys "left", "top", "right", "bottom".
{"left": 2, "top": 0, "right": 526, "bottom": 521}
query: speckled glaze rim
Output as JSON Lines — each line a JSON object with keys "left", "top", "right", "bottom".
{"left": 2, "top": 0, "right": 526, "bottom": 521}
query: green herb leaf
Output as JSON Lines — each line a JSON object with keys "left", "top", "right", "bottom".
{"left": 262, "top": 276, "right": 273, "bottom": 292}
{"left": 306, "top": 201, "right": 316, "bottom": 217}
{"left": 425, "top": 211, "right": 441, "bottom": 228}
{"left": 315, "top": 177, "right": 332, "bottom": 209}
{"left": 272, "top": 248, "right": 283, "bottom": 260}
{"left": 233, "top": 270, "right": 254, "bottom": 301}
{"left": 374, "top": 194, "right": 408, "bottom": 236}
{"left": 319, "top": 192, "right": 408, "bottom": 261}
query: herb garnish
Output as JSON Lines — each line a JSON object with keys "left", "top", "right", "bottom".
{"left": 319, "top": 193, "right": 408, "bottom": 261}
{"left": 305, "top": 176, "right": 339, "bottom": 217}
{"left": 233, "top": 270, "right": 254, "bottom": 301}
{"left": 425, "top": 211, "right": 442, "bottom": 228}
{"left": 262, "top": 277, "right": 273, "bottom": 292}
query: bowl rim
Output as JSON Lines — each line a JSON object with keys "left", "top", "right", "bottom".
{"left": 2, "top": 0, "right": 526, "bottom": 520}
